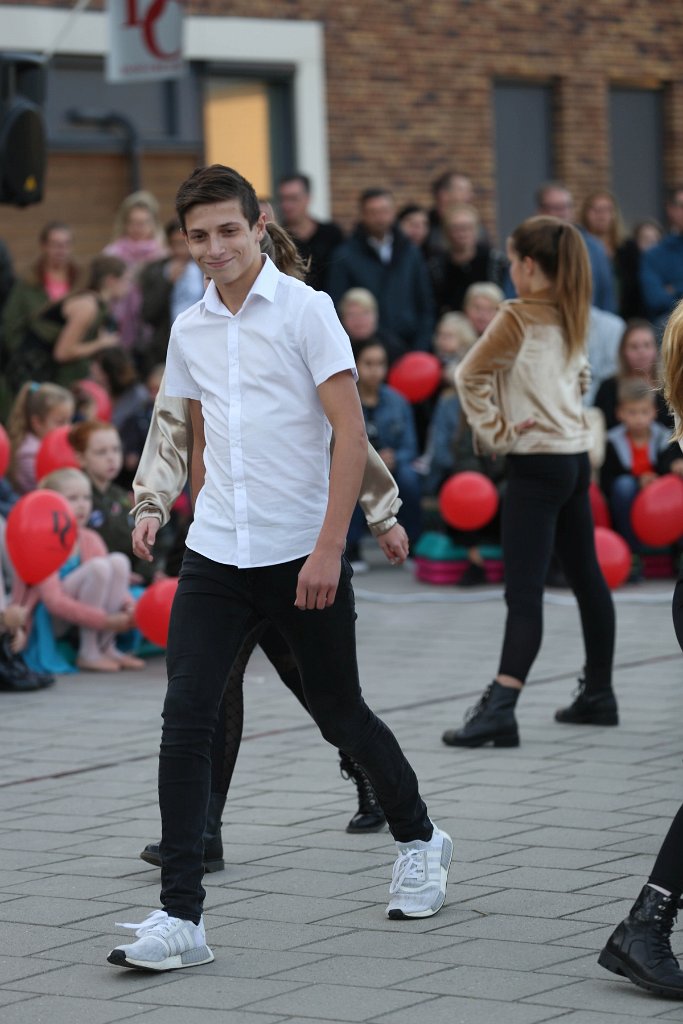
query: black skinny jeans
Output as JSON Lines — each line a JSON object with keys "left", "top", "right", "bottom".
{"left": 498, "top": 452, "right": 615, "bottom": 688}
{"left": 159, "top": 548, "right": 431, "bottom": 923}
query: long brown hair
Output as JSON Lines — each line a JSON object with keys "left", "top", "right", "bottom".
{"left": 578, "top": 190, "right": 626, "bottom": 254}
{"left": 510, "top": 216, "right": 591, "bottom": 360}
{"left": 661, "top": 299, "right": 683, "bottom": 442}
{"left": 261, "top": 222, "right": 309, "bottom": 281}
{"left": 616, "top": 319, "right": 659, "bottom": 382}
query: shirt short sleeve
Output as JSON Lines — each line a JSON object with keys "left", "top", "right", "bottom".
{"left": 164, "top": 323, "right": 202, "bottom": 400}
{"left": 298, "top": 290, "right": 358, "bottom": 387}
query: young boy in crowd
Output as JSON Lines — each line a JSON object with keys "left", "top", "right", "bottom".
{"left": 600, "top": 378, "right": 682, "bottom": 566}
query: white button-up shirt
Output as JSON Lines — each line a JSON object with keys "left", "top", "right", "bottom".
{"left": 165, "top": 255, "right": 357, "bottom": 568}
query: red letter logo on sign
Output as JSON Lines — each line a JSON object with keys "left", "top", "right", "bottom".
{"left": 123, "top": 0, "right": 180, "bottom": 60}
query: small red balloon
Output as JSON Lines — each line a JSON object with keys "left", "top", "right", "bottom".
{"left": 6, "top": 490, "right": 77, "bottom": 584}
{"left": 588, "top": 482, "right": 611, "bottom": 529}
{"left": 439, "top": 471, "right": 499, "bottom": 531}
{"left": 35, "top": 425, "right": 79, "bottom": 481}
{"left": 594, "top": 526, "right": 631, "bottom": 589}
{"left": 134, "top": 578, "right": 179, "bottom": 648}
{"left": 0, "top": 424, "right": 10, "bottom": 478}
{"left": 77, "top": 379, "right": 113, "bottom": 422}
{"left": 388, "top": 352, "right": 442, "bottom": 403}
{"left": 631, "top": 474, "right": 683, "bottom": 548}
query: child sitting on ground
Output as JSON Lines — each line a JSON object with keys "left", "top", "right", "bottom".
{"left": 68, "top": 420, "right": 157, "bottom": 582}
{"left": 14, "top": 468, "right": 141, "bottom": 672}
{"left": 600, "top": 378, "right": 683, "bottom": 567}
{"left": 7, "top": 382, "right": 75, "bottom": 494}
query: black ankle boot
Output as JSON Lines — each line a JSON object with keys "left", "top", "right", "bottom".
{"left": 339, "top": 751, "right": 386, "bottom": 833}
{"left": 598, "top": 885, "right": 683, "bottom": 998}
{"left": 140, "top": 791, "right": 226, "bottom": 872}
{"left": 442, "top": 681, "right": 520, "bottom": 748}
{"left": 555, "top": 676, "right": 618, "bottom": 725}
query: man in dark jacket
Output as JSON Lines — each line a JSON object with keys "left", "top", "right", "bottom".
{"left": 327, "top": 188, "right": 436, "bottom": 351}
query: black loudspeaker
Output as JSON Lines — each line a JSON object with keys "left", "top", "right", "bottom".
{"left": 0, "top": 52, "right": 47, "bottom": 207}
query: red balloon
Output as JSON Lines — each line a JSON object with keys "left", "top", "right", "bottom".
{"left": 439, "top": 471, "right": 499, "bottom": 531}
{"left": 6, "top": 490, "right": 77, "bottom": 585}
{"left": 0, "top": 424, "right": 10, "bottom": 478}
{"left": 388, "top": 352, "right": 442, "bottom": 403}
{"left": 631, "top": 474, "right": 683, "bottom": 548}
{"left": 594, "top": 526, "right": 631, "bottom": 589}
{"left": 134, "top": 578, "right": 179, "bottom": 648}
{"left": 35, "top": 425, "right": 79, "bottom": 481}
{"left": 77, "top": 380, "right": 113, "bottom": 422}
{"left": 588, "top": 482, "right": 611, "bottom": 529}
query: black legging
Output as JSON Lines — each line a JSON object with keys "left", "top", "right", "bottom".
{"left": 645, "top": 572, "right": 683, "bottom": 895}
{"left": 498, "top": 452, "right": 615, "bottom": 688}
{"left": 209, "top": 624, "right": 308, "bottom": 795}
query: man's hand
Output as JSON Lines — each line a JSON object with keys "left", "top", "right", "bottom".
{"left": 295, "top": 546, "right": 343, "bottom": 610}
{"left": 132, "top": 516, "right": 160, "bottom": 562}
{"left": 376, "top": 523, "right": 409, "bottom": 565}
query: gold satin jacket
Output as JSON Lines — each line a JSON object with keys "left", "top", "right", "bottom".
{"left": 132, "top": 374, "right": 402, "bottom": 536}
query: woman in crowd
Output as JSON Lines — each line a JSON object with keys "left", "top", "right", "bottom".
{"left": 594, "top": 319, "right": 671, "bottom": 429}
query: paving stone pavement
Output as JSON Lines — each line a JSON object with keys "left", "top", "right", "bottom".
{"left": 2, "top": 553, "right": 683, "bottom": 1024}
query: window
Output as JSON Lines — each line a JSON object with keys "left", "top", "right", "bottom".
{"left": 494, "top": 82, "right": 553, "bottom": 242}
{"left": 609, "top": 87, "right": 663, "bottom": 229}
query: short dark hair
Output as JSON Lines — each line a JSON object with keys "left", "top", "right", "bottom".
{"left": 398, "top": 203, "right": 427, "bottom": 220}
{"left": 360, "top": 187, "right": 393, "bottom": 206}
{"left": 617, "top": 377, "right": 655, "bottom": 406}
{"left": 164, "top": 217, "right": 182, "bottom": 239}
{"left": 431, "top": 171, "right": 466, "bottom": 198}
{"left": 87, "top": 255, "right": 127, "bottom": 291}
{"left": 278, "top": 172, "right": 311, "bottom": 194}
{"left": 175, "top": 165, "right": 260, "bottom": 231}
{"left": 352, "top": 337, "right": 388, "bottom": 362}
{"left": 39, "top": 220, "right": 71, "bottom": 244}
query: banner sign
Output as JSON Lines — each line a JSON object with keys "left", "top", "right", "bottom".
{"left": 106, "top": 0, "right": 185, "bottom": 83}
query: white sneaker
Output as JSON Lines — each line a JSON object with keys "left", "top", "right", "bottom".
{"left": 107, "top": 909, "right": 214, "bottom": 971}
{"left": 386, "top": 825, "right": 452, "bottom": 919}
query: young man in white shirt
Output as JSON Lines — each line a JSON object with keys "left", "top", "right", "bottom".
{"left": 107, "top": 165, "right": 451, "bottom": 972}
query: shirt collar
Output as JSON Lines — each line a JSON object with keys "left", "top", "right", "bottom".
{"left": 202, "top": 254, "right": 279, "bottom": 317}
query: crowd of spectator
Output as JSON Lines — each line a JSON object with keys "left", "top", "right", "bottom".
{"left": 0, "top": 168, "right": 681, "bottom": 684}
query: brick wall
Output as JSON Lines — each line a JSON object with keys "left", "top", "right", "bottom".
{"left": 2, "top": 0, "right": 682, "bottom": 256}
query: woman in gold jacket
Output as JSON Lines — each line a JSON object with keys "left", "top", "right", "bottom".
{"left": 131, "top": 224, "right": 410, "bottom": 870}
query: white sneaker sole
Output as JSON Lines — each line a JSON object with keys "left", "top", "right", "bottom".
{"left": 386, "top": 833, "right": 453, "bottom": 919}
{"left": 107, "top": 944, "right": 214, "bottom": 971}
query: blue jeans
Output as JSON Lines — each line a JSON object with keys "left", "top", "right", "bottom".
{"left": 608, "top": 474, "right": 640, "bottom": 551}
{"left": 159, "top": 548, "right": 431, "bottom": 923}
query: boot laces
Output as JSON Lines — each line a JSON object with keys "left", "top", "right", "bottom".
{"left": 340, "top": 755, "right": 380, "bottom": 811}
{"left": 464, "top": 683, "right": 493, "bottom": 724}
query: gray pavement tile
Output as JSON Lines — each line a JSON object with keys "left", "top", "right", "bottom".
{"left": 523, "top": 977, "right": 668, "bottom": 1015}
{"left": 6, "top": 962, "right": 177, "bottom": 998}
{"left": 168, "top": 948, "right": 327, "bottom": 979}
{"left": 235, "top": 868, "right": 379, "bottom": 898}
{"left": 482, "top": 846, "right": 631, "bottom": 870}
{"left": 0, "top": 896, "right": 136, "bottom": 927}
{"left": 114, "top": 974, "right": 308, "bottom": 1010}
{"left": 0, "top": 994, "right": 143, "bottom": 1023}
{"left": 457, "top": 887, "right": 613, "bottom": 918}
{"left": 209, "top": 919, "right": 354, "bottom": 951}
{"left": 508, "top": 827, "right": 641, "bottom": 850}
{"left": 0, "top": 850, "right": 78, "bottom": 871}
{"left": 296, "top": 929, "right": 465, "bottom": 962}
{"left": 0, "top": 956, "right": 67, "bottom": 985}
{"left": 0, "top": 875, "right": 153, "bottom": 900}
{"left": 414, "top": 936, "right": 587, "bottom": 971}
{"left": 395, "top": 963, "right": 581, "bottom": 1000}
{"left": 216, "top": 892, "right": 374, "bottom": 924}
{"left": 302, "top": 903, "right": 480, "bottom": 933}
{"left": 122, "top": 1010, "right": 286, "bottom": 1024}
{"left": 534, "top": 1014, "right": 663, "bottom": 1024}
{"left": 266, "top": 954, "right": 448, "bottom": 988}
{"left": 0, "top": 992, "right": 37, "bottom": 1008}
{"left": 428, "top": 913, "right": 600, "bottom": 944}
{"left": 248, "top": 982, "right": 427, "bottom": 1021}
{"left": 4, "top": 922, "right": 95, "bottom": 956}
{"left": 458, "top": 866, "right": 623, "bottom": 893}
{"left": 370, "top": 994, "right": 567, "bottom": 1023}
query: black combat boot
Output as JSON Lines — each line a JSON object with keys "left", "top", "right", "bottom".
{"left": 598, "top": 885, "right": 683, "bottom": 998}
{"left": 441, "top": 681, "right": 520, "bottom": 748}
{"left": 555, "top": 675, "right": 618, "bottom": 725}
{"left": 338, "top": 751, "right": 386, "bottom": 833}
{"left": 139, "top": 791, "right": 226, "bottom": 872}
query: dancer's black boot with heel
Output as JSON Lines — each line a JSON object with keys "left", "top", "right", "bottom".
{"left": 339, "top": 751, "right": 386, "bottom": 832}
{"left": 442, "top": 681, "right": 520, "bottom": 748}
{"left": 599, "top": 886, "right": 683, "bottom": 999}
{"left": 140, "top": 791, "right": 226, "bottom": 872}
